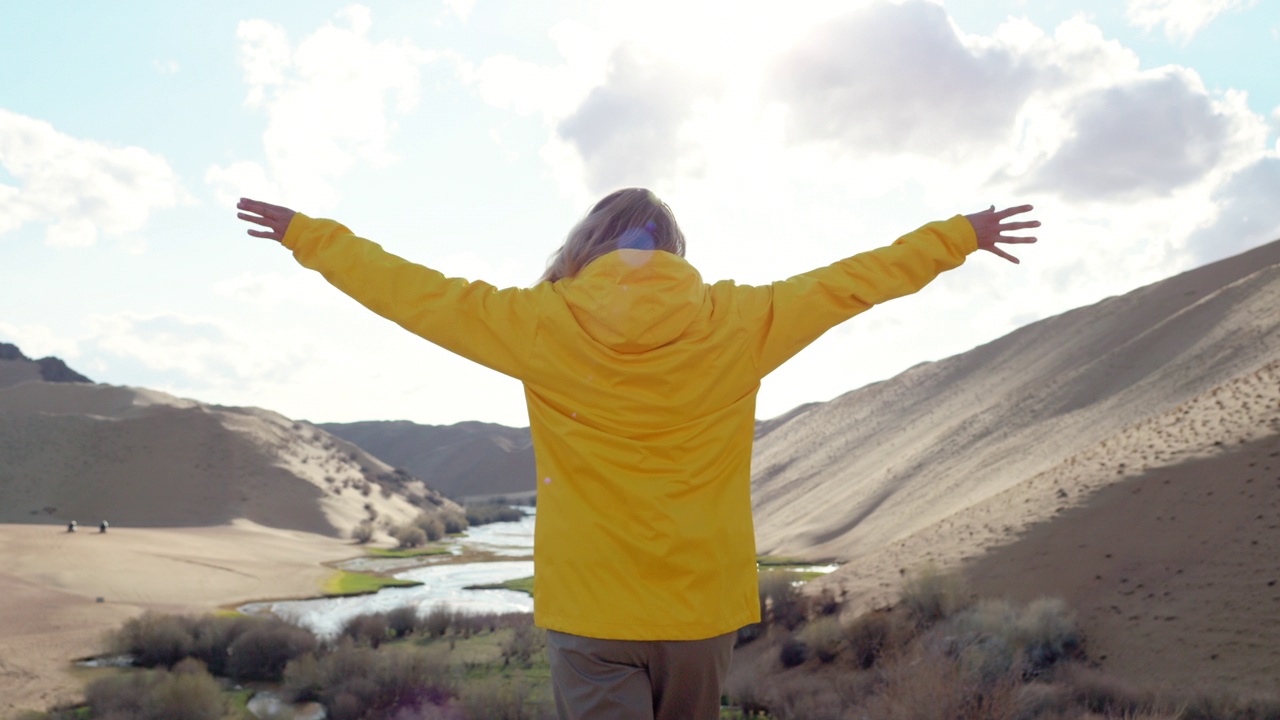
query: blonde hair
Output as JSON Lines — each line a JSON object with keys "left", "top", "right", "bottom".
{"left": 540, "top": 188, "right": 686, "bottom": 283}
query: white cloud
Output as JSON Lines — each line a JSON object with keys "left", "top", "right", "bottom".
{"left": 556, "top": 46, "right": 713, "bottom": 194}
{"left": 86, "top": 312, "right": 297, "bottom": 385}
{"left": 1185, "top": 155, "right": 1280, "bottom": 263}
{"left": 0, "top": 322, "right": 80, "bottom": 360}
{"left": 1019, "top": 69, "right": 1263, "bottom": 201}
{"left": 205, "top": 161, "right": 280, "bottom": 208}
{"left": 770, "top": 0, "right": 1040, "bottom": 156}
{"left": 0, "top": 109, "right": 184, "bottom": 247}
{"left": 443, "top": 0, "right": 476, "bottom": 21}
{"left": 208, "top": 5, "right": 435, "bottom": 209}
{"left": 1126, "top": 0, "right": 1255, "bottom": 42}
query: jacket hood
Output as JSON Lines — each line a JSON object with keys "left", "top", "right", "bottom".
{"left": 557, "top": 250, "right": 706, "bottom": 353}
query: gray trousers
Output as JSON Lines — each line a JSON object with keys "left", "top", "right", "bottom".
{"left": 546, "top": 630, "right": 736, "bottom": 720}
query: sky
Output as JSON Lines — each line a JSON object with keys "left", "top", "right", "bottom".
{"left": 2, "top": 0, "right": 1278, "bottom": 428}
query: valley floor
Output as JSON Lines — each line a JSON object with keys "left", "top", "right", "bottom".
{"left": 0, "top": 521, "right": 354, "bottom": 716}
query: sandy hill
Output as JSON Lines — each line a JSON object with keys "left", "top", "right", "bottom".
{"left": 750, "top": 238, "right": 1280, "bottom": 695}
{"left": 0, "top": 343, "right": 92, "bottom": 388}
{"left": 0, "top": 377, "right": 459, "bottom": 538}
{"left": 320, "top": 420, "right": 536, "bottom": 502}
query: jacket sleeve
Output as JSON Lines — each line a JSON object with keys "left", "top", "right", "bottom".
{"left": 282, "top": 213, "right": 541, "bottom": 379}
{"left": 735, "top": 215, "right": 978, "bottom": 377}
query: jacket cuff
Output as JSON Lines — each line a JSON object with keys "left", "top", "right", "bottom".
{"left": 949, "top": 214, "right": 979, "bottom": 254}
{"left": 281, "top": 212, "right": 312, "bottom": 251}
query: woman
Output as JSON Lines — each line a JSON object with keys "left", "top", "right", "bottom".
{"left": 237, "top": 189, "right": 1037, "bottom": 720}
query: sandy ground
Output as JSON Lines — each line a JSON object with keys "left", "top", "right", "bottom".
{"left": 964, "top": 431, "right": 1280, "bottom": 698}
{"left": 0, "top": 521, "right": 355, "bottom": 716}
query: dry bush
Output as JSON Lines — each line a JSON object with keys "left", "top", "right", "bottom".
{"left": 1057, "top": 663, "right": 1158, "bottom": 717}
{"left": 393, "top": 525, "right": 428, "bottom": 548}
{"left": 844, "top": 611, "right": 893, "bottom": 669}
{"left": 460, "top": 677, "right": 551, "bottom": 720}
{"left": 799, "top": 616, "right": 844, "bottom": 663}
{"left": 867, "top": 645, "right": 1020, "bottom": 720}
{"left": 284, "top": 641, "right": 456, "bottom": 720}
{"left": 1015, "top": 598, "right": 1080, "bottom": 672}
{"left": 1178, "top": 690, "right": 1280, "bottom": 720}
{"left": 413, "top": 513, "right": 446, "bottom": 542}
{"left": 387, "top": 605, "right": 421, "bottom": 638}
{"left": 225, "top": 619, "right": 317, "bottom": 682}
{"left": 341, "top": 612, "right": 391, "bottom": 648}
{"left": 440, "top": 510, "right": 468, "bottom": 534}
{"left": 424, "top": 604, "right": 456, "bottom": 638}
{"left": 779, "top": 635, "right": 809, "bottom": 668}
{"left": 84, "top": 662, "right": 226, "bottom": 720}
{"left": 733, "top": 670, "right": 877, "bottom": 720}
{"left": 110, "top": 611, "right": 194, "bottom": 667}
{"left": 501, "top": 618, "right": 547, "bottom": 668}
{"left": 1012, "top": 681, "right": 1073, "bottom": 720}
{"left": 759, "top": 571, "right": 805, "bottom": 629}
{"left": 351, "top": 521, "right": 374, "bottom": 544}
{"left": 900, "top": 565, "right": 970, "bottom": 630}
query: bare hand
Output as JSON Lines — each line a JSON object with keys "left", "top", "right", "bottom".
{"left": 236, "top": 198, "right": 297, "bottom": 243}
{"left": 964, "top": 204, "right": 1039, "bottom": 264}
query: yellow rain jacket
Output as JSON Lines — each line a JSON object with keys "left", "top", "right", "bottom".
{"left": 282, "top": 213, "right": 977, "bottom": 640}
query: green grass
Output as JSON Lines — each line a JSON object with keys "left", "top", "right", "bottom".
{"left": 322, "top": 570, "right": 422, "bottom": 596}
{"left": 365, "top": 546, "right": 451, "bottom": 559}
{"left": 757, "top": 555, "right": 835, "bottom": 568}
{"left": 225, "top": 688, "right": 256, "bottom": 718}
{"left": 465, "top": 575, "right": 535, "bottom": 596}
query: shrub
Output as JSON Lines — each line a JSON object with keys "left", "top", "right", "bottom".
{"left": 283, "top": 641, "right": 455, "bottom": 720}
{"left": 387, "top": 605, "right": 421, "bottom": 638}
{"left": 1059, "top": 662, "right": 1157, "bottom": 716}
{"left": 779, "top": 636, "right": 808, "bottom": 668}
{"left": 440, "top": 510, "right": 468, "bottom": 534}
{"left": 465, "top": 502, "right": 525, "bottom": 526}
{"left": 110, "top": 611, "right": 194, "bottom": 667}
{"left": 351, "top": 521, "right": 374, "bottom": 544}
{"left": 424, "top": 604, "right": 455, "bottom": 638}
{"left": 759, "top": 571, "right": 805, "bottom": 629}
{"left": 1014, "top": 597, "right": 1079, "bottom": 672}
{"left": 341, "top": 612, "right": 391, "bottom": 648}
{"left": 501, "top": 617, "right": 546, "bottom": 668}
{"left": 460, "top": 677, "right": 545, "bottom": 720}
{"left": 84, "top": 662, "right": 226, "bottom": 720}
{"left": 798, "top": 616, "right": 843, "bottom": 663}
{"left": 844, "top": 611, "right": 892, "bottom": 669}
{"left": 392, "top": 525, "right": 428, "bottom": 548}
{"left": 418, "top": 516, "right": 445, "bottom": 542}
{"left": 866, "top": 646, "right": 1019, "bottom": 720}
{"left": 900, "top": 565, "right": 969, "bottom": 630}
{"left": 225, "top": 619, "right": 317, "bottom": 682}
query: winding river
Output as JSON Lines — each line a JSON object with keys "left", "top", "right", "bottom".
{"left": 240, "top": 511, "right": 536, "bottom": 637}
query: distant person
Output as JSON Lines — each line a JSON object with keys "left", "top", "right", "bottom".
{"left": 67, "top": 520, "right": 76, "bottom": 533}
{"left": 237, "top": 191, "right": 1037, "bottom": 720}
{"left": 100, "top": 520, "right": 109, "bottom": 534}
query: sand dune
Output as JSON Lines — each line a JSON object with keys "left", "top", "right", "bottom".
{"left": 0, "top": 382, "right": 457, "bottom": 536}
{"left": 751, "top": 238, "right": 1280, "bottom": 694}
{"left": 319, "top": 420, "right": 536, "bottom": 501}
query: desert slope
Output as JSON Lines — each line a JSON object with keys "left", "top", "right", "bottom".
{"left": 750, "top": 238, "right": 1280, "bottom": 694}
{"left": 320, "top": 420, "right": 536, "bottom": 501}
{"left": 752, "top": 238, "right": 1280, "bottom": 559}
{"left": 0, "top": 380, "right": 458, "bottom": 536}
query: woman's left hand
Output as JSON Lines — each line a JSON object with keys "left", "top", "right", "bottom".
{"left": 237, "top": 198, "right": 297, "bottom": 243}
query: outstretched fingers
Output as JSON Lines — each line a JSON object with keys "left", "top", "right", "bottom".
{"left": 235, "top": 197, "right": 296, "bottom": 242}
{"left": 994, "top": 204, "right": 1034, "bottom": 220}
